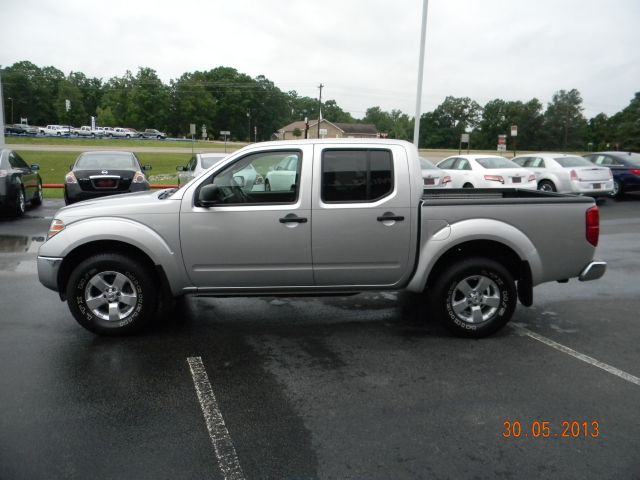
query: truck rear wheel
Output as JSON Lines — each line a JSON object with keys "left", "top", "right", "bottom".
{"left": 66, "top": 253, "right": 158, "bottom": 336}
{"left": 431, "top": 257, "right": 516, "bottom": 338}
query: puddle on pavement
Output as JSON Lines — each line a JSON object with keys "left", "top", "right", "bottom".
{"left": 0, "top": 235, "right": 46, "bottom": 253}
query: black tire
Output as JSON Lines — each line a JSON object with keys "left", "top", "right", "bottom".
{"left": 463, "top": 183, "right": 474, "bottom": 189}
{"left": 31, "top": 182, "right": 43, "bottom": 206}
{"left": 13, "top": 187, "right": 26, "bottom": 217}
{"left": 537, "top": 180, "right": 556, "bottom": 192}
{"left": 430, "top": 257, "right": 516, "bottom": 338}
{"left": 265, "top": 180, "right": 271, "bottom": 192}
{"left": 66, "top": 253, "right": 158, "bottom": 336}
{"left": 609, "top": 179, "right": 622, "bottom": 199}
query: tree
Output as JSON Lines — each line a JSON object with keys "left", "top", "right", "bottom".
{"left": 476, "top": 98, "right": 543, "bottom": 150}
{"left": 56, "top": 79, "right": 87, "bottom": 126}
{"left": 542, "top": 89, "right": 588, "bottom": 150}
{"left": 129, "top": 67, "right": 170, "bottom": 130}
{"left": 419, "top": 96, "right": 481, "bottom": 148}
{"left": 610, "top": 92, "right": 640, "bottom": 151}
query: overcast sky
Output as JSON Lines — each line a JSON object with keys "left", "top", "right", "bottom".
{"left": 2, "top": 0, "right": 639, "bottom": 119}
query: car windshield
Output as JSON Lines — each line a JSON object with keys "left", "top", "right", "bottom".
{"left": 555, "top": 156, "right": 592, "bottom": 167}
{"left": 419, "top": 157, "right": 438, "bottom": 170}
{"left": 201, "top": 156, "right": 227, "bottom": 169}
{"left": 475, "top": 157, "right": 520, "bottom": 169}
{"left": 75, "top": 153, "right": 137, "bottom": 169}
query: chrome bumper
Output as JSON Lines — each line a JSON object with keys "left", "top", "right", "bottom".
{"left": 37, "top": 256, "right": 63, "bottom": 291}
{"left": 579, "top": 261, "right": 606, "bottom": 281}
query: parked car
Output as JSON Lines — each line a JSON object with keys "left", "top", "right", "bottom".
{"left": 176, "top": 153, "right": 264, "bottom": 190}
{"left": 420, "top": 157, "right": 451, "bottom": 188}
{"left": 124, "top": 128, "right": 140, "bottom": 138}
{"left": 512, "top": 153, "right": 613, "bottom": 197}
{"left": 64, "top": 151, "right": 151, "bottom": 205}
{"left": 111, "top": 127, "right": 131, "bottom": 138}
{"left": 72, "top": 126, "right": 104, "bottom": 137}
{"left": 101, "top": 127, "right": 115, "bottom": 137}
{"left": 5, "top": 123, "right": 38, "bottom": 135}
{"left": 436, "top": 154, "right": 537, "bottom": 189}
{"left": 39, "top": 125, "right": 69, "bottom": 136}
{"left": 37, "top": 139, "right": 605, "bottom": 337}
{"left": 0, "top": 148, "right": 43, "bottom": 216}
{"left": 583, "top": 151, "right": 640, "bottom": 198}
{"left": 140, "top": 128, "right": 166, "bottom": 139}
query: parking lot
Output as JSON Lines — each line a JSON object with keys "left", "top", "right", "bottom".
{"left": 1, "top": 197, "right": 639, "bottom": 479}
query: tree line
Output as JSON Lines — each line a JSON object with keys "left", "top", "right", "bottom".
{"left": 2, "top": 60, "right": 638, "bottom": 150}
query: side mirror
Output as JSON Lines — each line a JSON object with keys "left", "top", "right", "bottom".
{"left": 233, "top": 175, "right": 245, "bottom": 187}
{"left": 69, "top": 164, "right": 74, "bottom": 170}
{"left": 143, "top": 165, "right": 152, "bottom": 171}
{"left": 176, "top": 166, "right": 186, "bottom": 171}
{"left": 31, "top": 164, "right": 41, "bottom": 172}
{"left": 197, "top": 184, "right": 221, "bottom": 207}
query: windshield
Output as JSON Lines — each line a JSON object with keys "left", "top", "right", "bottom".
{"left": 475, "top": 157, "right": 520, "bottom": 169}
{"left": 75, "top": 153, "right": 137, "bottom": 169}
{"left": 201, "top": 156, "right": 227, "bottom": 169}
{"left": 419, "top": 157, "right": 438, "bottom": 170}
{"left": 555, "top": 156, "right": 592, "bottom": 167}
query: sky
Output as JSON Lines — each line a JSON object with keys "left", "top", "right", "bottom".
{"left": 2, "top": 0, "right": 639, "bottom": 120}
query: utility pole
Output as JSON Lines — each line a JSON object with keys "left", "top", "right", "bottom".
{"left": 0, "top": 72, "right": 5, "bottom": 146}
{"left": 317, "top": 83, "right": 324, "bottom": 138}
{"left": 413, "top": 0, "right": 430, "bottom": 148}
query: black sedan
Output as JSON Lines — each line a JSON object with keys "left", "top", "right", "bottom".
{"left": 0, "top": 148, "right": 43, "bottom": 216}
{"left": 64, "top": 151, "right": 152, "bottom": 205}
{"left": 584, "top": 151, "right": 640, "bottom": 198}
{"left": 5, "top": 124, "right": 38, "bottom": 135}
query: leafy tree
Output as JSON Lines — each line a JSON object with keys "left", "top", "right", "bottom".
{"left": 610, "top": 92, "right": 640, "bottom": 151}
{"left": 542, "top": 89, "right": 588, "bottom": 150}
{"left": 129, "top": 67, "right": 170, "bottom": 130}
{"left": 419, "top": 96, "right": 481, "bottom": 148}
{"left": 587, "top": 113, "right": 611, "bottom": 151}
{"left": 56, "top": 79, "right": 87, "bottom": 126}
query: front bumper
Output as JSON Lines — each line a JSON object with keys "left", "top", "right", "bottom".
{"left": 37, "top": 256, "right": 63, "bottom": 292}
{"left": 579, "top": 261, "right": 606, "bottom": 281}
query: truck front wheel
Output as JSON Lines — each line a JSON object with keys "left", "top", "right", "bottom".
{"left": 66, "top": 253, "right": 158, "bottom": 336}
{"left": 431, "top": 257, "right": 516, "bottom": 338}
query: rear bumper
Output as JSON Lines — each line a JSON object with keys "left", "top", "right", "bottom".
{"left": 579, "top": 261, "right": 606, "bottom": 281}
{"left": 37, "top": 256, "right": 63, "bottom": 292}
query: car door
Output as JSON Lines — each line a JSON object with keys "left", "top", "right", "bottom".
{"left": 9, "top": 152, "right": 37, "bottom": 199}
{"left": 311, "top": 145, "right": 412, "bottom": 287}
{"left": 179, "top": 146, "right": 313, "bottom": 289}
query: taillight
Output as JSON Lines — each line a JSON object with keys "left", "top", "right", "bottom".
{"left": 0, "top": 170, "right": 8, "bottom": 178}
{"left": 65, "top": 172, "right": 77, "bottom": 184}
{"left": 570, "top": 170, "right": 578, "bottom": 181}
{"left": 586, "top": 206, "right": 599, "bottom": 247}
{"left": 441, "top": 175, "right": 452, "bottom": 185}
{"left": 132, "top": 171, "right": 146, "bottom": 183}
{"left": 527, "top": 175, "right": 536, "bottom": 182}
{"left": 630, "top": 169, "right": 640, "bottom": 177}
{"left": 484, "top": 175, "right": 504, "bottom": 183}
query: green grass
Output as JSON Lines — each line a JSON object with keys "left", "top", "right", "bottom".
{"left": 7, "top": 136, "right": 244, "bottom": 150}
{"left": 17, "top": 150, "right": 190, "bottom": 199}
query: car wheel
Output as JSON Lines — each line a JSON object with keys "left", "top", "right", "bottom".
{"left": 537, "top": 180, "right": 556, "bottom": 192}
{"left": 430, "top": 257, "right": 516, "bottom": 338}
{"left": 66, "top": 253, "right": 158, "bottom": 336}
{"left": 31, "top": 182, "right": 43, "bottom": 206}
{"left": 463, "top": 183, "right": 474, "bottom": 189}
{"left": 13, "top": 187, "right": 26, "bottom": 217}
{"left": 609, "top": 179, "right": 622, "bottom": 199}
{"left": 157, "top": 135, "right": 162, "bottom": 140}
{"left": 265, "top": 180, "right": 271, "bottom": 192}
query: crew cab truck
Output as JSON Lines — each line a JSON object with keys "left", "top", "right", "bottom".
{"left": 37, "top": 139, "right": 606, "bottom": 337}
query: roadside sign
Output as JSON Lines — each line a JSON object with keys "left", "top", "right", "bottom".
{"left": 91, "top": 116, "right": 96, "bottom": 130}
{"left": 319, "top": 128, "right": 328, "bottom": 137}
{"left": 511, "top": 125, "right": 518, "bottom": 137}
{"left": 190, "top": 123, "right": 196, "bottom": 135}
{"left": 220, "top": 130, "right": 230, "bottom": 135}
{"left": 65, "top": 99, "right": 71, "bottom": 112}
{"left": 497, "top": 134, "right": 507, "bottom": 152}
{"left": 461, "top": 133, "right": 470, "bottom": 143}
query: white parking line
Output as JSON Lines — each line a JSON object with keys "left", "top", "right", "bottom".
{"left": 514, "top": 325, "right": 640, "bottom": 387}
{"left": 187, "top": 356, "right": 246, "bottom": 480}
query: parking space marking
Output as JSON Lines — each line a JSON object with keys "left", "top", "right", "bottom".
{"left": 514, "top": 325, "right": 640, "bottom": 386}
{"left": 187, "top": 356, "right": 246, "bottom": 480}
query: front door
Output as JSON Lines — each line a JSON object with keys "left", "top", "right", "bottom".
{"left": 180, "top": 146, "right": 313, "bottom": 289}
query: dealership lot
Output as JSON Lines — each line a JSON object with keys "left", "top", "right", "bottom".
{"left": 0, "top": 197, "right": 639, "bottom": 479}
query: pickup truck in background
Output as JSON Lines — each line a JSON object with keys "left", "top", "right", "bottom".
{"left": 39, "top": 125, "right": 69, "bottom": 136}
{"left": 37, "top": 139, "right": 606, "bottom": 338}
{"left": 139, "top": 128, "right": 166, "bottom": 139}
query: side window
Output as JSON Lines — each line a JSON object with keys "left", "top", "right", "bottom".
{"left": 455, "top": 159, "right": 471, "bottom": 170}
{"left": 202, "top": 150, "right": 301, "bottom": 205}
{"left": 532, "top": 157, "right": 545, "bottom": 168}
{"left": 437, "top": 157, "right": 457, "bottom": 169}
{"left": 321, "top": 149, "right": 393, "bottom": 203}
{"left": 513, "top": 157, "right": 527, "bottom": 167}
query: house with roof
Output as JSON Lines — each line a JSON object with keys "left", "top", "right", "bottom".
{"left": 276, "top": 119, "right": 379, "bottom": 140}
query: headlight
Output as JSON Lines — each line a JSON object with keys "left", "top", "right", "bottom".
{"left": 65, "top": 172, "right": 77, "bottom": 184}
{"left": 47, "top": 219, "right": 65, "bottom": 239}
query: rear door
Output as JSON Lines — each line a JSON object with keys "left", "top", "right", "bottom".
{"left": 9, "top": 152, "right": 37, "bottom": 199}
{"left": 311, "top": 144, "right": 412, "bottom": 287}
{"left": 180, "top": 146, "right": 313, "bottom": 289}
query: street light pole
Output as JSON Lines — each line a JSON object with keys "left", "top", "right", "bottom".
{"left": 413, "top": 0, "right": 430, "bottom": 148}
{"left": 7, "top": 97, "right": 13, "bottom": 124}
{"left": 317, "top": 83, "right": 324, "bottom": 138}
{"left": 246, "top": 111, "right": 250, "bottom": 142}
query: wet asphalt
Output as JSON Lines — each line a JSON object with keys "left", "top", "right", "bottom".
{"left": 0, "top": 196, "right": 639, "bottom": 479}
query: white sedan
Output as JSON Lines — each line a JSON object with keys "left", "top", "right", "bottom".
{"left": 176, "top": 153, "right": 264, "bottom": 190}
{"left": 436, "top": 154, "right": 537, "bottom": 189}
{"left": 420, "top": 157, "right": 451, "bottom": 189}
{"left": 512, "top": 153, "right": 613, "bottom": 197}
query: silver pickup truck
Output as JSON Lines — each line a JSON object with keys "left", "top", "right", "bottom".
{"left": 37, "top": 139, "right": 605, "bottom": 337}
